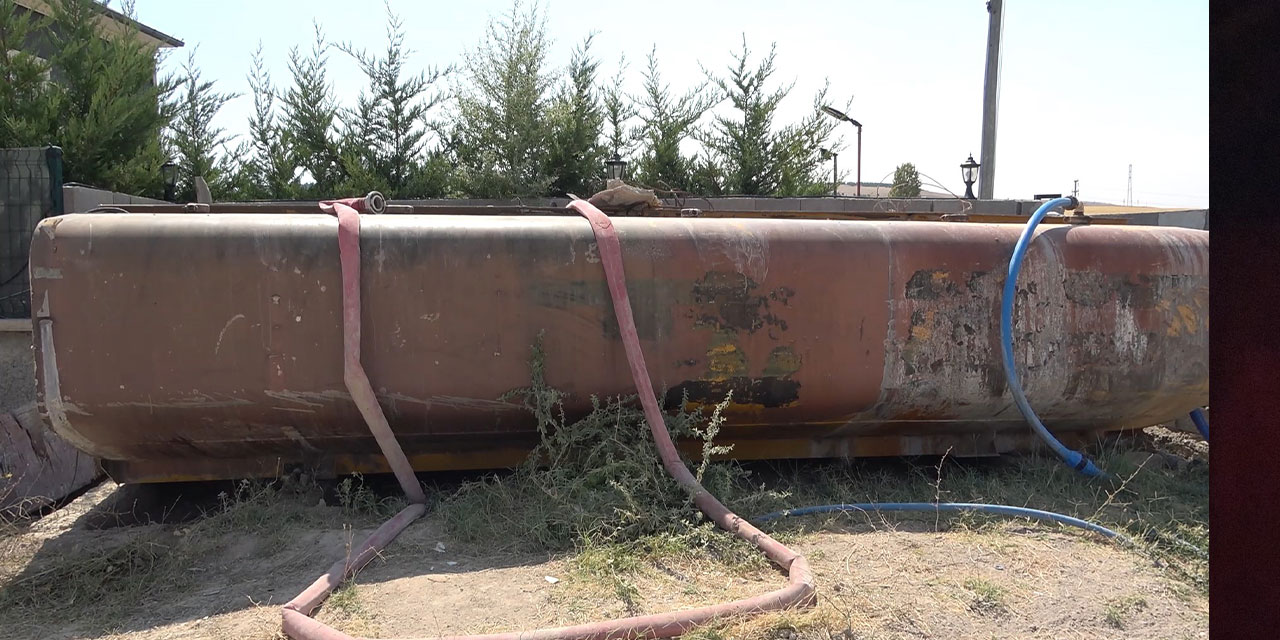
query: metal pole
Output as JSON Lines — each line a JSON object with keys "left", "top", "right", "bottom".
{"left": 856, "top": 125, "right": 862, "bottom": 197}
{"left": 833, "top": 153, "right": 839, "bottom": 197}
{"left": 978, "top": 0, "right": 1003, "bottom": 200}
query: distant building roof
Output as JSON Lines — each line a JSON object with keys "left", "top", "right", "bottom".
{"left": 835, "top": 182, "right": 955, "bottom": 198}
{"left": 16, "top": 0, "right": 183, "bottom": 48}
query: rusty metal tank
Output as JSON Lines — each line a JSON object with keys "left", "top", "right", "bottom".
{"left": 27, "top": 213, "right": 1208, "bottom": 482}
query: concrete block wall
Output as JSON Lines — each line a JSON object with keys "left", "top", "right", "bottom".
{"left": 63, "top": 184, "right": 167, "bottom": 212}
{"left": 399, "top": 196, "right": 1048, "bottom": 217}
{"left": 1126, "top": 210, "right": 1209, "bottom": 231}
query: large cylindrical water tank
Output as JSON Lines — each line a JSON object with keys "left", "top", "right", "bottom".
{"left": 28, "top": 214, "right": 1208, "bottom": 482}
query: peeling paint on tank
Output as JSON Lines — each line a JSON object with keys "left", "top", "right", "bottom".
{"left": 1177, "top": 305, "right": 1198, "bottom": 333}
{"left": 688, "top": 271, "right": 793, "bottom": 336}
{"left": 705, "top": 331, "right": 749, "bottom": 382}
{"left": 664, "top": 376, "right": 801, "bottom": 411}
{"left": 762, "top": 346, "right": 803, "bottom": 378}
{"left": 905, "top": 269, "right": 958, "bottom": 300}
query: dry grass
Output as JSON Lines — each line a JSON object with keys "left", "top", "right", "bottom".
{"left": 1105, "top": 594, "right": 1150, "bottom": 629}
{"left": 0, "top": 476, "right": 398, "bottom": 637}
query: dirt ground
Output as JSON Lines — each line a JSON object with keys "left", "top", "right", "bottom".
{"left": 103, "top": 531, "right": 1201, "bottom": 640}
{"left": 0, "top": 426, "right": 1208, "bottom": 640}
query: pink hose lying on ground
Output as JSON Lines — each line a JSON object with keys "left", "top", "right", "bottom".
{"left": 281, "top": 196, "right": 815, "bottom": 640}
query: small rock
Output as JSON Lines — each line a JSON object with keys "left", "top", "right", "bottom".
{"left": 434, "top": 541, "right": 446, "bottom": 553}
{"left": 544, "top": 576, "right": 560, "bottom": 584}
{"left": 995, "top": 564, "right": 1005, "bottom": 571}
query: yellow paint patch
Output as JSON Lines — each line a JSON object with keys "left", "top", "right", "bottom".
{"left": 705, "top": 333, "right": 748, "bottom": 382}
{"left": 909, "top": 309, "right": 936, "bottom": 341}
{"left": 1177, "top": 305, "right": 1198, "bottom": 333}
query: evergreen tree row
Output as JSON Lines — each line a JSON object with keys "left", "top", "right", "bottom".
{"left": 2, "top": 0, "right": 853, "bottom": 201}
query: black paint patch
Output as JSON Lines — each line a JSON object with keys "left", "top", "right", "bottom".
{"left": 909, "top": 310, "right": 926, "bottom": 334}
{"left": 905, "top": 269, "right": 959, "bottom": 300}
{"left": 965, "top": 270, "right": 993, "bottom": 293}
{"left": 688, "top": 271, "right": 793, "bottom": 335}
{"left": 664, "top": 376, "right": 801, "bottom": 409}
{"left": 530, "top": 280, "right": 676, "bottom": 341}
{"left": 1063, "top": 273, "right": 1196, "bottom": 309}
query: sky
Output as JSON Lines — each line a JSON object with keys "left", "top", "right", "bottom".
{"left": 129, "top": 0, "right": 1208, "bottom": 208}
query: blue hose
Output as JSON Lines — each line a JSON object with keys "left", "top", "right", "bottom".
{"left": 753, "top": 502, "right": 1130, "bottom": 543}
{"left": 1000, "top": 197, "right": 1107, "bottom": 478}
{"left": 1190, "top": 408, "right": 1210, "bottom": 442}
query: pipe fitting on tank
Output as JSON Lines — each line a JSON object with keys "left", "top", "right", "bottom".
{"left": 364, "top": 191, "right": 386, "bottom": 214}
{"left": 1064, "top": 198, "right": 1091, "bottom": 225}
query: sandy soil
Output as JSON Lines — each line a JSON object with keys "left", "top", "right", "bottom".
{"left": 1, "top": 479, "right": 1207, "bottom": 640}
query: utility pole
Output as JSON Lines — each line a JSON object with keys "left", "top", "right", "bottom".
{"left": 1127, "top": 164, "right": 1133, "bottom": 205}
{"left": 855, "top": 124, "right": 862, "bottom": 196}
{"left": 1072, "top": 179, "right": 1079, "bottom": 199}
{"left": 978, "top": 0, "right": 1004, "bottom": 200}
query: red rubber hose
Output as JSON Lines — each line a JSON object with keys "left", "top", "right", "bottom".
{"left": 282, "top": 197, "right": 815, "bottom": 640}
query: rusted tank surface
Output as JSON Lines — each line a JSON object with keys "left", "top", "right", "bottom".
{"left": 28, "top": 214, "right": 1208, "bottom": 482}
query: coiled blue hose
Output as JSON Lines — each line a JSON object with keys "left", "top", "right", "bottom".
{"left": 753, "top": 502, "right": 1130, "bottom": 543}
{"left": 1000, "top": 197, "right": 1108, "bottom": 478}
{"left": 1190, "top": 408, "right": 1209, "bottom": 442}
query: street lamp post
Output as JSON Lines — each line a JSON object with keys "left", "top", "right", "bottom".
{"left": 161, "top": 160, "right": 178, "bottom": 202}
{"left": 605, "top": 152, "right": 627, "bottom": 183}
{"left": 961, "top": 154, "right": 980, "bottom": 199}
{"left": 820, "top": 148, "right": 838, "bottom": 196}
{"left": 821, "top": 106, "right": 862, "bottom": 196}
